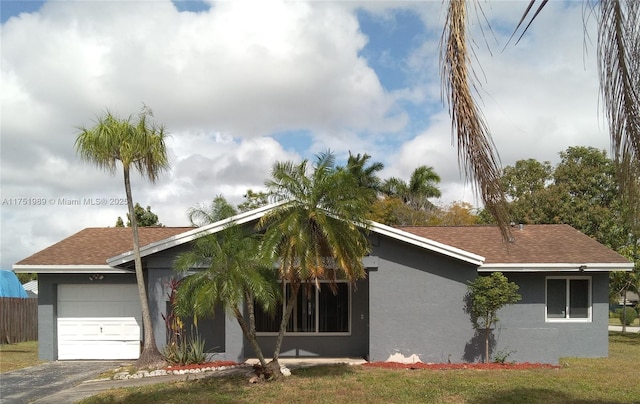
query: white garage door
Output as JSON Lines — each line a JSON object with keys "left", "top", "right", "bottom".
{"left": 57, "top": 284, "right": 142, "bottom": 360}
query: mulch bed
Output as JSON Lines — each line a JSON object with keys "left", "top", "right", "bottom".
{"left": 363, "top": 362, "right": 559, "bottom": 370}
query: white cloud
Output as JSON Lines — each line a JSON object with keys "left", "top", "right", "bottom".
{"left": 0, "top": 0, "right": 618, "bottom": 270}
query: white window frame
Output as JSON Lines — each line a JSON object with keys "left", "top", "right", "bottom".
{"left": 256, "top": 281, "right": 352, "bottom": 336}
{"left": 545, "top": 276, "right": 592, "bottom": 323}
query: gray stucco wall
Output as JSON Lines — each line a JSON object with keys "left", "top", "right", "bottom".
{"left": 368, "top": 234, "right": 478, "bottom": 364}
{"left": 367, "top": 232, "right": 611, "bottom": 365}
{"left": 495, "top": 272, "right": 610, "bottom": 364}
{"left": 36, "top": 273, "right": 137, "bottom": 360}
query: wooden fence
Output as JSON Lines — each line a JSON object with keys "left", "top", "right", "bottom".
{"left": 0, "top": 297, "right": 38, "bottom": 343}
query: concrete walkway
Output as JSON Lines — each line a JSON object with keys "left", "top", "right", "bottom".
{"left": 608, "top": 325, "right": 640, "bottom": 333}
{"left": 32, "top": 366, "right": 249, "bottom": 404}
{"left": 0, "top": 361, "right": 125, "bottom": 404}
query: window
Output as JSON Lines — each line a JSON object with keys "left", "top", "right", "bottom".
{"left": 255, "top": 282, "right": 350, "bottom": 334}
{"left": 545, "top": 277, "right": 591, "bottom": 322}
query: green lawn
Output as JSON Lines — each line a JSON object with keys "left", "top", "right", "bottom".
{"left": 608, "top": 316, "right": 640, "bottom": 327}
{"left": 81, "top": 333, "right": 640, "bottom": 404}
{"left": 0, "top": 341, "right": 42, "bottom": 372}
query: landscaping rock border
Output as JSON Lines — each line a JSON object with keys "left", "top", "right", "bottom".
{"left": 112, "top": 363, "right": 251, "bottom": 380}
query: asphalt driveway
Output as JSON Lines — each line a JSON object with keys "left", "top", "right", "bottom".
{"left": 0, "top": 361, "right": 127, "bottom": 404}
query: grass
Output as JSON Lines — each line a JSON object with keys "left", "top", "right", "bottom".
{"left": 0, "top": 340, "right": 42, "bottom": 372}
{"left": 80, "top": 332, "right": 640, "bottom": 404}
{"left": 608, "top": 316, "right": 640, "bottom": 327}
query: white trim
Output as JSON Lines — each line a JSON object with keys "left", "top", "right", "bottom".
{"left": 107, "top": 201, "right": 485, "bottom": 267}
{"left": 545, "top": 276, "right": 592, "bottom": 323}
{"left": 107, "top": 201, "right": 286, "bottom": 266}
{"left": 369, "top": 222, "right": 485, "bottom": 266}
{"left": 12, "top": 265, "right": 130, "bottom": 274}
{"left": 478, "top": 262, "right": 633, "bottom": 273}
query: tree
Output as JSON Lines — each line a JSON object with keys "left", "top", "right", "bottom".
{"left": 428, "top": 201, "right": 480, "bottom": 226}
{"left": 337, "top": 152, "right": 384, "bottom": 206}
{"left": 501, "top": 147, "right": 626, "bottom": 249}
{"left": 466, "top": 272, "right": 521, "bottom": 363}
{"left": 502, "top": 159, "right": 553, "bottom": 200}
{"left": 368, "top": 197, "right": 430, "bottom": 226}
{"left": 258, "top": 151, "right": 371, "bottom": 374}
{"left": 237, "top": 189, "right": 270, "bottom": 213}
{"left": 441, "top": 0, "right": 639, "bottom": 241}
{"left": 612, "top": 242, "right": 640, "bottom": 332}
{"left": 75, "top": 107, "right": 169, "bottom": 367}
{"left": 173, "top": 224, "right": 280, "bottom": 372}
{"left": 15, "top": 272, "right": 37, "bottom": 284}
{"left": 381, "top": 165, "right": 442, "bottom": 211}
{"left": 553, "top": 147, "right": 623, "bottom": 246}
{"left": 188, "top": 195, "right": 238, "bottom": 227}
{"left": 115, "top": 203, "right": 162, "bottom": 227}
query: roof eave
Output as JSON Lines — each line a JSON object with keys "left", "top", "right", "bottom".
{"left": 107, "top": 201, "right": 287, "bottom": 266}
{"left": 370, "top": 222, "right": 485, "bottom": 266}
{"left": 478, "top": 262, "right": 634, "bottom": 272}
{"left": 12, "top": 265, "right": 132, "bottom": 274}
{"left": 107, "top": 202, "right": 486, "bottom": 268}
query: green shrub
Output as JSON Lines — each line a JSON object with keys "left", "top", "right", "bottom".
{"left": 162, "top": 327, "right": 207, "bottom": 365}
{"left": 493, "top": 348, "right": 516, "bottom": 364}
{"left": 617, "top": 307, "right": 638, "bottom": 326}
{"left": 186, "top": 330, "right": 207, "bottom": 364}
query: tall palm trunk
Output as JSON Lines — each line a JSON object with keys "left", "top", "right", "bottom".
{"left": 231, "top": 306, "right": 269, "bottom": 369}
{"left": 124, "top": 166, "right": 163, "bottom": 366}
{"left": 271, "top": 281, "right": 300, "bottom": 367}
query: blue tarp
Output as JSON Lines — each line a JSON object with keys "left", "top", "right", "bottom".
{"left": 0, "top": 270, "right": 28, "bottom": 298}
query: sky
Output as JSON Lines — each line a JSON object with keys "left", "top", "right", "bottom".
{"left": 0, "top": 0, "right": 612, "bottom": 269}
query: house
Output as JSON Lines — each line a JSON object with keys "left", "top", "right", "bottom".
{"left": 22, "top": 280, "right": 38, "bottom": 298}
{"left": 13, "top": 204, "right": 633, "bottom": 364}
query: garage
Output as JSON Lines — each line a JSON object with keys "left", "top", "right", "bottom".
{"left": 57, "top": 284, "right": 142, "bottom": 360}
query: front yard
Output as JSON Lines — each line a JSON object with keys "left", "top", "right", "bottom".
{"left": 0, "top": 340, "right": 42, "bottom": 372}
{"left": 609, "top": 316, "right": 640, "bottom": 327}
{"left": 79, "top": 332, "right": 640, "bottom": 404}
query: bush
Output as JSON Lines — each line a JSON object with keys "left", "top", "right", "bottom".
{"left": 162, "top": 327, "right": 207, "bottom": 365}
{"left": 616, "top": 307, "right": 638, "bottom": 326}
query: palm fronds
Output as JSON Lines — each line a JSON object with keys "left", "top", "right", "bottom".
{"left": 441, "top": 0, "right": 512, "bottom": 241}
{"left": 598, "top": 0, "right": 640, "bottom": 219}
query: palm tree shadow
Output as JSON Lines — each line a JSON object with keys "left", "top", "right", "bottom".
{"left": 292, "top": 363, "right": 356, "bottom": 378}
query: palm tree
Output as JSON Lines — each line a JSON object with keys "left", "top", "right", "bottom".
{"left": 381, "top": 165, "right": 442, "bottom": 211}
{"left": 187, "top": 195, "right": 238, "bottom": 227}
{"left": 173, "top": 224, "right": 280, "bottom": 371}
{"left": 259, "top": 151, "right": 371, "bottom": 373}
{"left": 75, "top": 107, "right": 169, "bottom": 367}
{"left": 441, "top": 0, "right": 639, "bottom": 241}
{"left": 338, "top": 152, "right": 384, "bottom": 205}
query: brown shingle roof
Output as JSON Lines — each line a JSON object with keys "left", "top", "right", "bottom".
{"left": 16, "top": 223, "right": 630, "bottom": 268}
{"left": 396, "top": 224, "right": 630, "bottom": 264}
{"left": 16, "top": 227, "right": 193, "bottom": 266}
